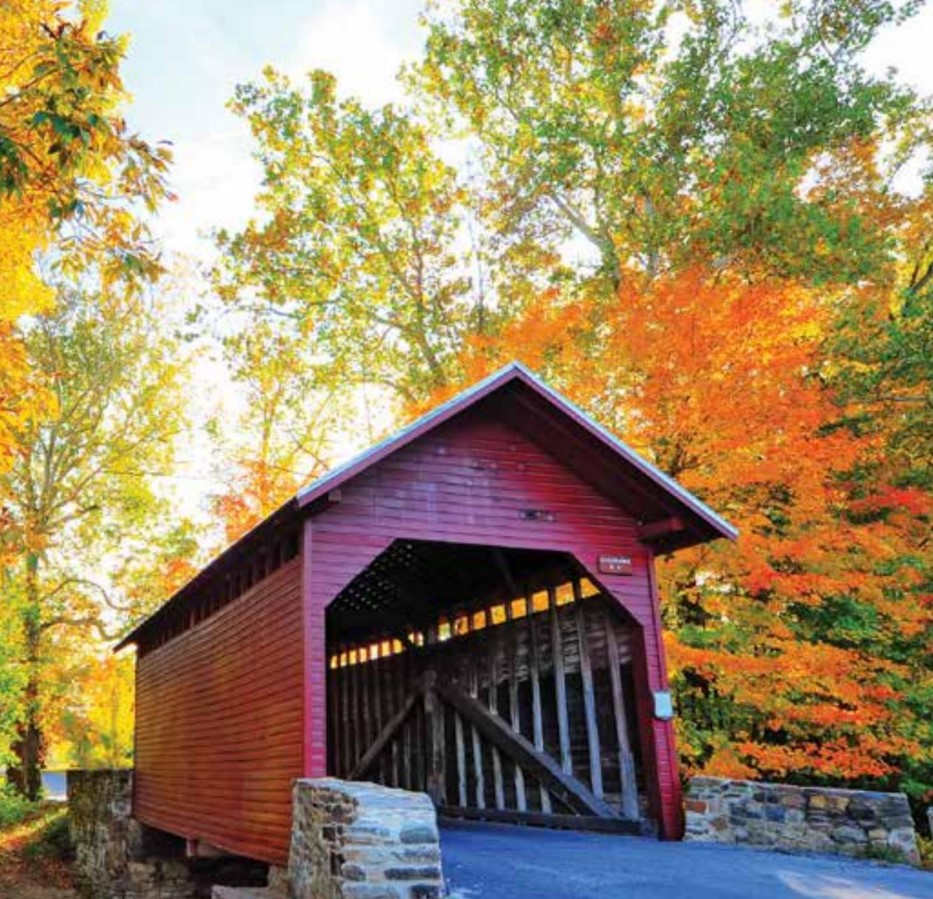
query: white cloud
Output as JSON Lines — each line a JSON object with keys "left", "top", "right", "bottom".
{"left": 154, "top": 128, "right": 262, "bottom": 255}
{"left": 283, "top": 0, "right": 423, "bottom": 106}
{"left": 861, "top": 4, "right": 933, "bottom": 95}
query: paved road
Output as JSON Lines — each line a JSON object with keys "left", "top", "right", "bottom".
{"left": 440, "top": 823, "right": 933, "bottom": 899}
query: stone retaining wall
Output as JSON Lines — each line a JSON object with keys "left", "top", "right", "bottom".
{"left": 685, "top": 776, "right": 919, "bottom": 865}
{"left": 289, "top": 779, "right": 445, "bottom": 899}
{"left": 67, "top": 770, "right": 267, "bottom": 899}
{"left": 67, "top": 769, "right": 196, "bottom": 899}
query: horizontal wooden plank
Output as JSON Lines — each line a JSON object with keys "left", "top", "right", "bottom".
{"left": 135, "top": 556, "right": 302, "bottom": 866}
{"left": 438, "top": 806, "right": 643, "bottom": 834}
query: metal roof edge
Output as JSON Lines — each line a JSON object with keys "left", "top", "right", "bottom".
{"left": 296, "top": 362, "right": 528, "bottom": 508}
{"left": 117, "top": 360, "right": 737, "bottom": 651}
{"left": 508, "top": 362, "right": 739, "bottom": 541}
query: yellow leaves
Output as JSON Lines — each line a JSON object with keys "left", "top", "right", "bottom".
{"left": 0, "top": 214, "right": 54, "bottom": 321}
{"left": 78, "top": 0, "right": 109, "bottom": 34}
{"left": 46, "top": 651, "right": 135, "bottom": 769}
{"left": 0, "top": 323, "right": 52, "bottom": 498}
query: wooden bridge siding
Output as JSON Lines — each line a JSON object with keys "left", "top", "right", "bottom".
{"left": 134, "top": 559, "right": 303, "bottom": 865}
{"left": 326, "top": 593, "right": 643, "bottom": 814}
{"left": 304, "top": 410, "right": 683, "bottom": 837}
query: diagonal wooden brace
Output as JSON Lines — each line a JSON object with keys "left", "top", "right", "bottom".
{"left": 349, "top": 689, "right": 421, "bottom": 780}
{"left": 434, "top": 681, "right": 619, "bottom": 819}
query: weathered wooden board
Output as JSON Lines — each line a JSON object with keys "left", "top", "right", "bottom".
{"left": 326, "top": 586, "right": 644, "bottom": 827}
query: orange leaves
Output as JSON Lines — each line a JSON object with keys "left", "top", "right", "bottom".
{"left": 737, "top": 731, "right": 925, "bottom": 781}
{"left": 665, "top": 633, "right": 725, "bottom": 682}
{"left": 411, "top": 218, "right": 933, "bottom": 792}
{"left": 608, "top": 271, "right": 858, "bottom": 498}
{"left": 702, "top": 746, "right": 759, "bottom": 780}
{"left": 212, "top": 458, "right": 298, "bottom": 545}
{"left": 850, "top": 487, "right": 933, "bottom": 520}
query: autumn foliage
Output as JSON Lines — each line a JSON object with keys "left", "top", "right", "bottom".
{"left": 432, "top": 269, "right": 932, "bottom": 793}
{"left": 200, "top": 0, "right": 933, "bottom": 817}
{"left": 0, "top": 0, "right": 930, "bottom": 831}
{"left": 0, "top": 0, "right": 178, "bottom": 797}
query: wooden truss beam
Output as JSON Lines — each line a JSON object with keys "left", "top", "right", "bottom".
{"left": 349, "top": 689, "right": 420, "bottom": 780}
{"left": 434, "top": 681, "right": 618, "bottom": 819}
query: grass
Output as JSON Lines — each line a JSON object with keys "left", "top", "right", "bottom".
{"left": 917, "top": 836, "right": 933, "bottom": 872}
{"left": 0, "top": 785, "right": 34, "bottom": 829}
{"left": 858, "top": 842, "right": 913, "bottom": 866}
{"left": 0, "top": 802, "right": 73, "bottom": 893}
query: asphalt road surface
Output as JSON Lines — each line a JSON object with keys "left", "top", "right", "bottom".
{"left": 441, "top": 823, "right": 933, "bottom": 899}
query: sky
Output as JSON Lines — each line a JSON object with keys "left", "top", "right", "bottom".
{"left": 109, "top": 0, "right": 423, "bottom": 254}
{"left": 107, "top": 0, "right": 933, "bottom": 257}
{"left": 102, "top": 0, "right": 933, "bottom": 523}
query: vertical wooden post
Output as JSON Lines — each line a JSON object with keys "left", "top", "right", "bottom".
{"left": 454, "top": 711, "right": 467, "bottom": 807}
{"left": 599, "top": 555, "right": 683, "bottom": 839}
{"left": 301, "top": 520, "right": 327, "bottom": 777}
{"left": 393, "top": 651, "right": 405, "bottom": 788}
{"left": 371, "top": 649, "right": 384, "bottom": 784}
{"left": 423, "top": 626, "right": 446, "bottom": 805}
{"left": 360, "top": 648, "right": 372, "bottom": 763}
{"left": 548, "top": 586, "right": 572, "bottom": 775}
{"left": 527, "top": 593, "right": 551, "bottom": 813}
{"left": 645, "top": 556, "right": 684, "bottom": 838}
{"left": 488, "top": 636, "right": 506, "bottom": 810}
{"left": 340, "top": 648, "right": 351, "bottom": 778}
{"left": 331, "top": 654, "right": 342, "bottom": 777}
{"left": 467, "top": 654, "right": 486, "bottom": 809}
{"left": 350, "top": 652, "right": 362, "bottom": 768}
{"left": 401, "top": 650, "right": 413, "bottom": 791}
{"left": 415, "top": 693, "right": 426, "bottom": 793}
{"left": 573, "top": 580, "right": 603, "bottom": 799}
{"left": 327, "top": 659, "right": 337, "bottom": 775}
{"left": 603, "top": 610, "right": 639, "bottom": 821}
{"left": 423, "top": 670, "right": 447, "bottom": 805}
{"left": 505, "top": 600, "right": 527, "bottom": 812}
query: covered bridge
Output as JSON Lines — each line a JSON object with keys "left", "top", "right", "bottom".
{"left": 117, "top": 363, "right": 736, "bottom": 866}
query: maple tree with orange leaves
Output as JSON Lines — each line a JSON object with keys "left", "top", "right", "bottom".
{"left": 210, "top": 0, "right": 932, "bottom": 820}
{"left": 430, "top": 269, "right": 931, "bottom": 797}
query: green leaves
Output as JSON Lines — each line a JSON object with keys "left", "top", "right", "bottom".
{"left": 415, "top": 0, "right": 927, "bottom": 288}
{"left": 216, "top": 67, "right": 484, "bottom": 404}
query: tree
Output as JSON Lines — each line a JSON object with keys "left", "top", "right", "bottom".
{"left": 1, "top": 0, "right": 174, "bottom": 558}
{"left": 832, "top": 185, "right": 933, "bottom": 488}
{"left": 436, "top": 266, "right": 931, "bottom": 799}
{"left": 210, "top": 320, "right": 337, "bottom": 543}
{"left": 0, "top": 0, "right": 172, "bottom": 305}
{"left": 1, "top": 287, "right": 188, "bottom": 797}
{"left": 415, "top": 0, "right": 925, "bottom": 293}
{"left": 0, "top": 1, "right": 178, "bottom": 795}
{"left": 214, "top": 68, "right": 493, "bottom": 406}
{"left": 209, "top": 0, "right": 933, "bottom": 812}
{"left": 49, "top": 652, "right": 135, "bottom": 770}
{"left": 0, "top": 0, "right": 173, "bottom": 508}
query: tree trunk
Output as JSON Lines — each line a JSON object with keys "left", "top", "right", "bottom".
{"left": 10, "top": 552, "right": 45, "bottom": 800}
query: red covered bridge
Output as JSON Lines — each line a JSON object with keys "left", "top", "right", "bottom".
{"left": 117, "top": 363, "right": 736, "bottom": 866}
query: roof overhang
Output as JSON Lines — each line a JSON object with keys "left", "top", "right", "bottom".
{"left": 296, "top": 362, "right": 736, "bottom": 546}
{"left": 116, "top": 362, "right": 736, "bottom": 651}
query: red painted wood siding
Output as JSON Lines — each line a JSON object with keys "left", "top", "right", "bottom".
{"left": 303, "top": 408, "right": 683, "bottom": 837}
{"left": 134, "top": 559, "right": 303, "bottom": 865}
